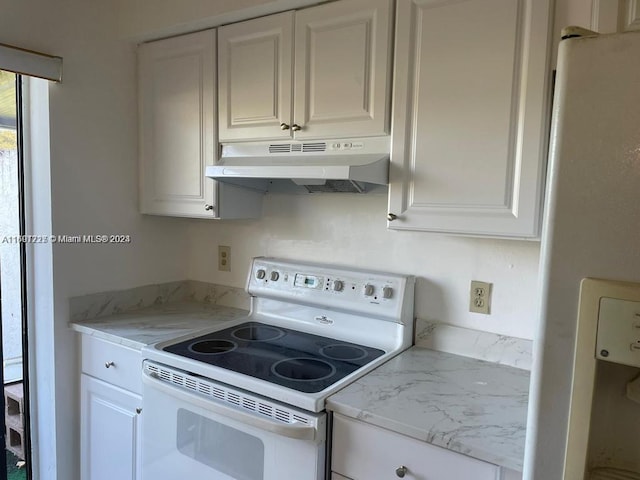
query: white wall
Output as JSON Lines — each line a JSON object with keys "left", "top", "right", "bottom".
{"left": 1, "top": 1, "right": 190, "bottom": 479}
{"left": 187, "top": 194, "right": 541, "bottom": 339}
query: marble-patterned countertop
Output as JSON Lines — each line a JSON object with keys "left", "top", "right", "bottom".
{"left": 326, "top": 347, "right": 530, "bottom": 471}
{"left": 70, "top": 302, "right": 248, "bottom": 349}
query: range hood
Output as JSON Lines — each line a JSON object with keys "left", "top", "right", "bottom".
{"left": 205, "top": 137, "right": 390, "bottom": 194}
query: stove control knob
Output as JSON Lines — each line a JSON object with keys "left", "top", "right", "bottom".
{"left": 364, "top": 284, "right": 375, "bottom": 296}
{"left": 270, "top": 271, "right": 280, "bottom": 281}
{"left": 383, "top": 286, "right": 393, "bottom": 299}
{"left": 332, "top": 280, "right": 344, "bottom": 292}
{"left": 256, "top": 269, "right": 266, "bottom": 280}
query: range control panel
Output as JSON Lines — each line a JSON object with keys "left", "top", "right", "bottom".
{"left": 247, "top": 257, "right": 414, "bottom": 320}
{"left": 596, "top": 297, "right": 640, "bottom": 367}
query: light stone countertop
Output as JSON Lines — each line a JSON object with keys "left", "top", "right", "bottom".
{"left": 70, "top": 302, "right": 249, "bottom": 350}
{"left": 326, "top": 347, "right": 530, "bottom": 471}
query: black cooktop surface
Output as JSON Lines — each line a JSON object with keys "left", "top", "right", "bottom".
{"left": 163, "top": 321, "right": 385, "bottom": 393}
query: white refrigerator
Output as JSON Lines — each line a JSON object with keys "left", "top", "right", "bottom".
{"left": 525, "top": 29, "right": 640, "bottom": 480}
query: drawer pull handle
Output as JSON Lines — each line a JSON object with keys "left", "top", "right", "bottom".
{"left": 104, "top": 361, "right": 115, "bottom": 369}
{"left": 396, "top": 465, "right": 408, "bottom": 478}
{"left": 136, "top": 408, "right": 142, "bottom": 414}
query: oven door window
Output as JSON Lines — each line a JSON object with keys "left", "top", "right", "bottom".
{"left": 177, "top": 408, "right": 264, "bottom": 480}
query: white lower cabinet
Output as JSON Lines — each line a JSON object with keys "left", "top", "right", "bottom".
{"left": 80, "top": 336, "right": 142, "bottom": 480}
{"left": 332, "top": 413, "right": 509, "bottom": 480}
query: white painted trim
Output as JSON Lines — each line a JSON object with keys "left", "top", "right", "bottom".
{"left": 23, "top": 76, "right": 56, "bottom": 480}
{"left": 0, "top": 44, "right": 62, "bottom": 82}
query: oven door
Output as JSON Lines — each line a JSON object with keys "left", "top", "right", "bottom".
{"left": 141, "top": 363, "right": 326, "bottom": 480}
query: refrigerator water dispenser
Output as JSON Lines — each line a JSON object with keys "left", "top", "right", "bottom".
{"left": 564, "top": 279, "right": 640, "bottom": 480}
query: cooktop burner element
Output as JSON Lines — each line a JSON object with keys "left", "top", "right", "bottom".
{"left": 231, "top": 324, "right": 285, "bottom": 342}
{"left": 319, "top": 344, "right": 368, "bottom": 361}
{"left": 271, "top": 358, "right": 336, "bottom": 382}
{"left": 164, "top": 321, "right": 384, "bottom": 393}
{"left": 188, "top": 339, "right": 237, "bottom": 355}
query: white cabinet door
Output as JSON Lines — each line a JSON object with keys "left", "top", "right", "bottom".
{"left": 80, "top": 374, "right": 142, "bottom": 480}
{"left": 139, "top": 30, "right": 218, "bottom": 218}
{"left": 388, "top": 0, "right": 552, "bottom": 238}
{"left": 293, "top": 0, "right": 393, "bottom": 139}
{"left": 218, "top": 12, "right": 294, "bottom": 141}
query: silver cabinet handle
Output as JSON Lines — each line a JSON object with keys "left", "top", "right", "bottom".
{"left": 291, "top": 124, "right": 302, "bottom": 132}
{"left": 387, "top": 213, "right": 398, "bottom": 221}
{"left": 104, "top": 361, "right": 115, "bottom": 369}
{"left": 136, "top": 408, "right": 142, "bottom": 414}
{"left": 396, "top": 465, "right": 408, "bottom": 478}
{"left": 280, "top": 122, "right": 290, "bottom": 130}
{"left": 204, "top": 204, "right": 214, "bottom": 211}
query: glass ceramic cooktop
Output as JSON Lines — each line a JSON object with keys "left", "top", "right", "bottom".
{"left": 163, "top": 321, "right": 385, "bottom": 393}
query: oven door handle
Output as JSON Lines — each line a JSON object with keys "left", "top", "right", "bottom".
{"left": 143, "top": 370, "right": 318, "bottom": 441}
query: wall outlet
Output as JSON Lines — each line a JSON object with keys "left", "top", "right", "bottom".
{"left": 469, "top": 280, "right": 492, "bottom": 314}
{"left": 218, "top": 245, "right": 231, "bottom": 272}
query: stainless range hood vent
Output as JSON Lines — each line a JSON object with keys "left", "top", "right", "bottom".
{"left": 207, "top": 137, "right": 390, "bottom": 194}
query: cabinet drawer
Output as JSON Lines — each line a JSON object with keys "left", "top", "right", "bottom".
{"left": 332, "top": 414, "right": 500, "bottom": 480}
{"left": 81, "top": 336, "right": 142, "bottom": 394}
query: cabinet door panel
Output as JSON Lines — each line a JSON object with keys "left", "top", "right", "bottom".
{"left": 81, "top": 375, "right": 142, "bottom": 480}
{"left": 139, "top": 30, "right": 217, "bottom": 218}
{"left": 218, "top": 12, "right": 294, "bottom": 141}
{"left": 294, "top": 0, "right": 393, "bottom": 139}
{"left": 388, "top": 0, "right": 552, "bottom": 237}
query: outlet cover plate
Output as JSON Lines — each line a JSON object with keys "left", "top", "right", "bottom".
{"left": 470, "top": 280, "right": 492, "bottom": 314}
{"left": 218, "top": 245, "right": 231, "bottom": 272}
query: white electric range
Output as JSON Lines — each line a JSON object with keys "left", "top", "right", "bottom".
{"left": 141, "top": 257, "right": 415, "bottom": 480}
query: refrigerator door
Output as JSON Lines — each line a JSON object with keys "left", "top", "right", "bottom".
{"left": 525, "top": 30, "right": 640, "bottom": 480}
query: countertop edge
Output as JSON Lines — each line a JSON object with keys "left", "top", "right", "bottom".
{"left": 70, "top": 323, "right": 146, "bottom": 350}
{"left": 326, "top": 400, "right": 522, "bottom": 471}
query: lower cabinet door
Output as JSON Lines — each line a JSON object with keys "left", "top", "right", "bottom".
{"left": 80, "top": 374, "right": 142, "bottom": 480}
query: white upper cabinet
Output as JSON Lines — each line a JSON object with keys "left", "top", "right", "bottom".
{"left": 218, "top": 0, "right": 393, "bottom": 142}
{"left": 293, "top": 0, "right": 393, "bottom": 139}
{"left": 387, "top": 0, "right": 553, "bottom": 238}
{"left": 139, "top": 30, "right": 262, "bottom": 219}
{"left": 592, "top": 0, "right": 640, "bottom": 32}
{"left": 139, "top": 30, "right": 217, "bottom": 218}
{"left": 218, "top": 12, "right": 294, "bottom": 142}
